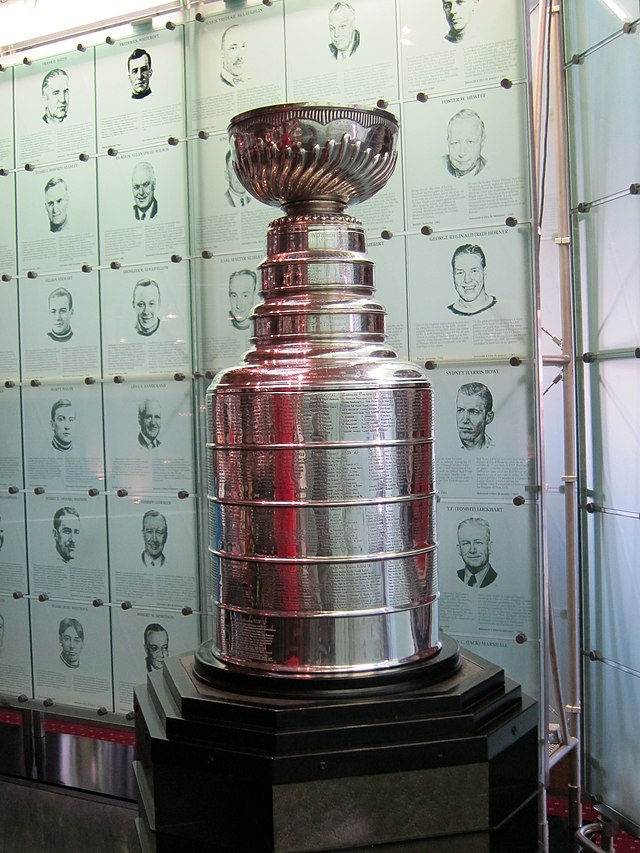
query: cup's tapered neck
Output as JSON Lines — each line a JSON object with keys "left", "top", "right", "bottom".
{"left": 283, "top": 198, "right": 348, "bottom": 217}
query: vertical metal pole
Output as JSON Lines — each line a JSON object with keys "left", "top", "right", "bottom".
{"left": 549, "top": 2, "right": 583, "bottom": 845}
{"left": 21, "top": 709, "right": 46, "bottom": 780}
{"left": 528, "top": 13, "right": 553, "bottom": 850}
{"left": 532, "top": 0, "right": 549, "bottom": 171}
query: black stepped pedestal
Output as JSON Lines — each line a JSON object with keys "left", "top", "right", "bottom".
{"left": 134, "top": 638, "right": 539, "bottom": 853}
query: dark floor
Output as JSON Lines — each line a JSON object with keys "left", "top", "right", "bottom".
{"left": 547, "top": 799, "right": 640, "bottom": 853}
{"left": 1, "top": 776, "right": 640, "bottom": 853}
{"left": 548, "top": 814, "right": 571, "bottom": 852}
{"left": 0, "top": 777, "right": 139, "bottom": 853}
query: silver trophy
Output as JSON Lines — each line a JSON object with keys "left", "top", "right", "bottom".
{"left": 195, "top": 104, "right": 449, "bottom": 689}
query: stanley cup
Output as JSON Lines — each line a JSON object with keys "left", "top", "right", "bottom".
{"left": 194, "top": 103, "right": 450, "bottom": 689}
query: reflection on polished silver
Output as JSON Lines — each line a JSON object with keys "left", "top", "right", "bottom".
{"left": 202, "top": 103, "right": 441, "bottom": 678}
{"left": 230, "top": 103, "right": 398, "bottom": 213}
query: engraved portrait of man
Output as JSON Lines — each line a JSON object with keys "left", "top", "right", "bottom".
{"left": 44, "top": 177, "right": 70, "bottom": 232}
{"left": 128, "top": 48, "right": 153, "bottom": 99}
{"left": 42, "top": 69, "right": 69, "bottom": 124}
{"left": 447, "top": 244, "right": 496, "bottom": 316}
{"left": 138, "top": 399, "right": 162, "bottom": 449}
{"left": 455, "top": 382, "right": 495, "bottom": 450}
{"left": 442, "top": 0, "right": 481, "bottom": 44}
{"left": 220, "top": 24, "right": 250, "bottom": 86}
{"left": 456, "top": 517, "right": 497, "bottom": 587}
{"left": 144, "top": 623, "right": 169, "bottom": 672}
{"left": 228, "top": 269, "right": 257, "bottom": 331}
{"left": 141, "top": 510, "right": 168, "bottom": 568}
{"left": 444, "top": 109, "right": 487, "bottom": 178}
{"left": 328, "top": 2, "right": 361, "bottom": 59}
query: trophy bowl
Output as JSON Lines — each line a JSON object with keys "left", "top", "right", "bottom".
{"left": 228, "top": 102, "right": 399, "bottom": 212}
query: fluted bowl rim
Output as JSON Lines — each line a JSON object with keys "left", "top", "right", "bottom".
{"left": 227, "top": 102, "right": 399, "bottom": 135}
{"left": 227, "top": 102, "right": 399, "bottom": 209}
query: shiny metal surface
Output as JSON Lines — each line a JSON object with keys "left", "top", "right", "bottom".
{"left": 210, "top": 496, "right": 435, "bottom": 558}
{"left": 208, "top": 386, "right": 433, "bottom": 444}
{"left": 212, "top": 551, "right": 436, "bottom": 614}
{"left": 208, "top": 441, "right": 435, "bottom": 501}
{"left": 261, "top": 258, "right": 374, "bottom": 294}
{"left": 201, "top": 104, "right": 440, "bottom": 678}
{"left": 230, "top": 103, "right": 398, "bottom": 212}
{"left": 216, "top": 608, "right": 439, "bottom": 674}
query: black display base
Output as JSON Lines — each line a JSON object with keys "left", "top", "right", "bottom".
{"left": 134, "top": 638, "right": 540, "bottom": 853}
{"left": 193, "top": 635, "right": 462, "bottom": 698}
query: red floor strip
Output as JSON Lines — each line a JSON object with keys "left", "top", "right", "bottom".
{"left": 547, "top": 797, "right": 640, "bottom": 852}
{"left": 0, "top": 711, "right": 135, "bottom": 746}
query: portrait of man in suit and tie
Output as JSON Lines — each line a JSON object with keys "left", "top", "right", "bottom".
{"left": 456, "top": 517, "right": 497, "bottom": 588}
{"left": 141, "top": 510, "right": 167, "bottom": 568}
{"left": 223, "top": 150, "right": 251, "bottom": 209}
{"left": 443, "top": 109, "right": 487, "bottom": 178}
{"left": 219, "top": 24, "right": 250, "bottom": 87}
{"left": 131, "top": 162, "right": 158, "bottom": 220}
{"left": 41, "top": 69, "right": 69, "bottom": 124}
{"left": 228, "top": 269, "right": 257, "bottom": 332}
{"left": 328, "top": 2, "right": 361, "bottom": 60}
{"left": 137, "top": 399, "right": 162, "bottom": 449}
{"left": 52, "top": 507, "right": 81, "bottom": 563}
{"left": 144, "top": 623, "right": 169, "bottom": 672}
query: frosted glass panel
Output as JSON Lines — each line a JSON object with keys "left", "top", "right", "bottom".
{"left": 583, "top": 511, "right": 640, "bottom": 675}
{"left": 575, "top": 193, "right": 640, "bottom": 352}
{"left": 399, "top": 0, "right": 527, "bottom": 98}
{"left": 462, "top": 635, "right": 541, "bottom": 700}
{"left": 587, "top": 361, "right": 640, "bottom": 511}
{"left": 584, "top": 661, "right": 640, "bottom": 834}
{"left": 563, "top": 0, "right": 639, "bottom": 60}
{"left": 0, "top": 594, "right": 33, "bottom": 698}
{"left": 111, "top": 604, "right": 199, "bottom": 715}
{"left": 407, "top": 224, "right": 534, "bottom": 363}
{"left": 570, "top": 0, "right": 640, "bottom": 832}
{"left": 582, "top": 361, "right": 640, "bottom": 674}
{"left": 567, "top": 30, "right": 640, "bottom": 205}
{"left": 438, "top": 499, "right": 540, "bottom": 649}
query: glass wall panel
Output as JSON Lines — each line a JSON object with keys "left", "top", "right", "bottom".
{"left": 407, "top": 224, "right": 534, "bottom": 364}
{"left": 0, "top": 593, "right": 33, "bottom": 699}
{"left": 0, "top": 0, "right": 541, "bottom": 724}
{"left": 438, "top": 499, "right": 540, "bottom": 641}
{"left": 583, "top": 661, "right": 640, "bottom": 834}
{"left": 539, "top": 369, "right": 571, "bottom": 699}
{"left": 461, "top": 635, "right": 541, "bottom": 700}
{"left": 587, "top": 361, "right": 640, "bottom": 512}
{"left": 574, "top": 194, "right": 640, "bottom": 353}
{"left": 0, "top": 494, "right": 28, "bottom": 596}
{"left": 566, "top": 28, "right": 640, "bottom": 206}
{"left": 567, "top": 0, "right": 640, "bottom": 831}
{"left": 582, "top": 510, "right": 640, "bottom": 676}
{"left": 563, "top": 0, "right": 639, "bottom": 60}
{"left": 399, "top": 0, "right": 527, "bottom": 97}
